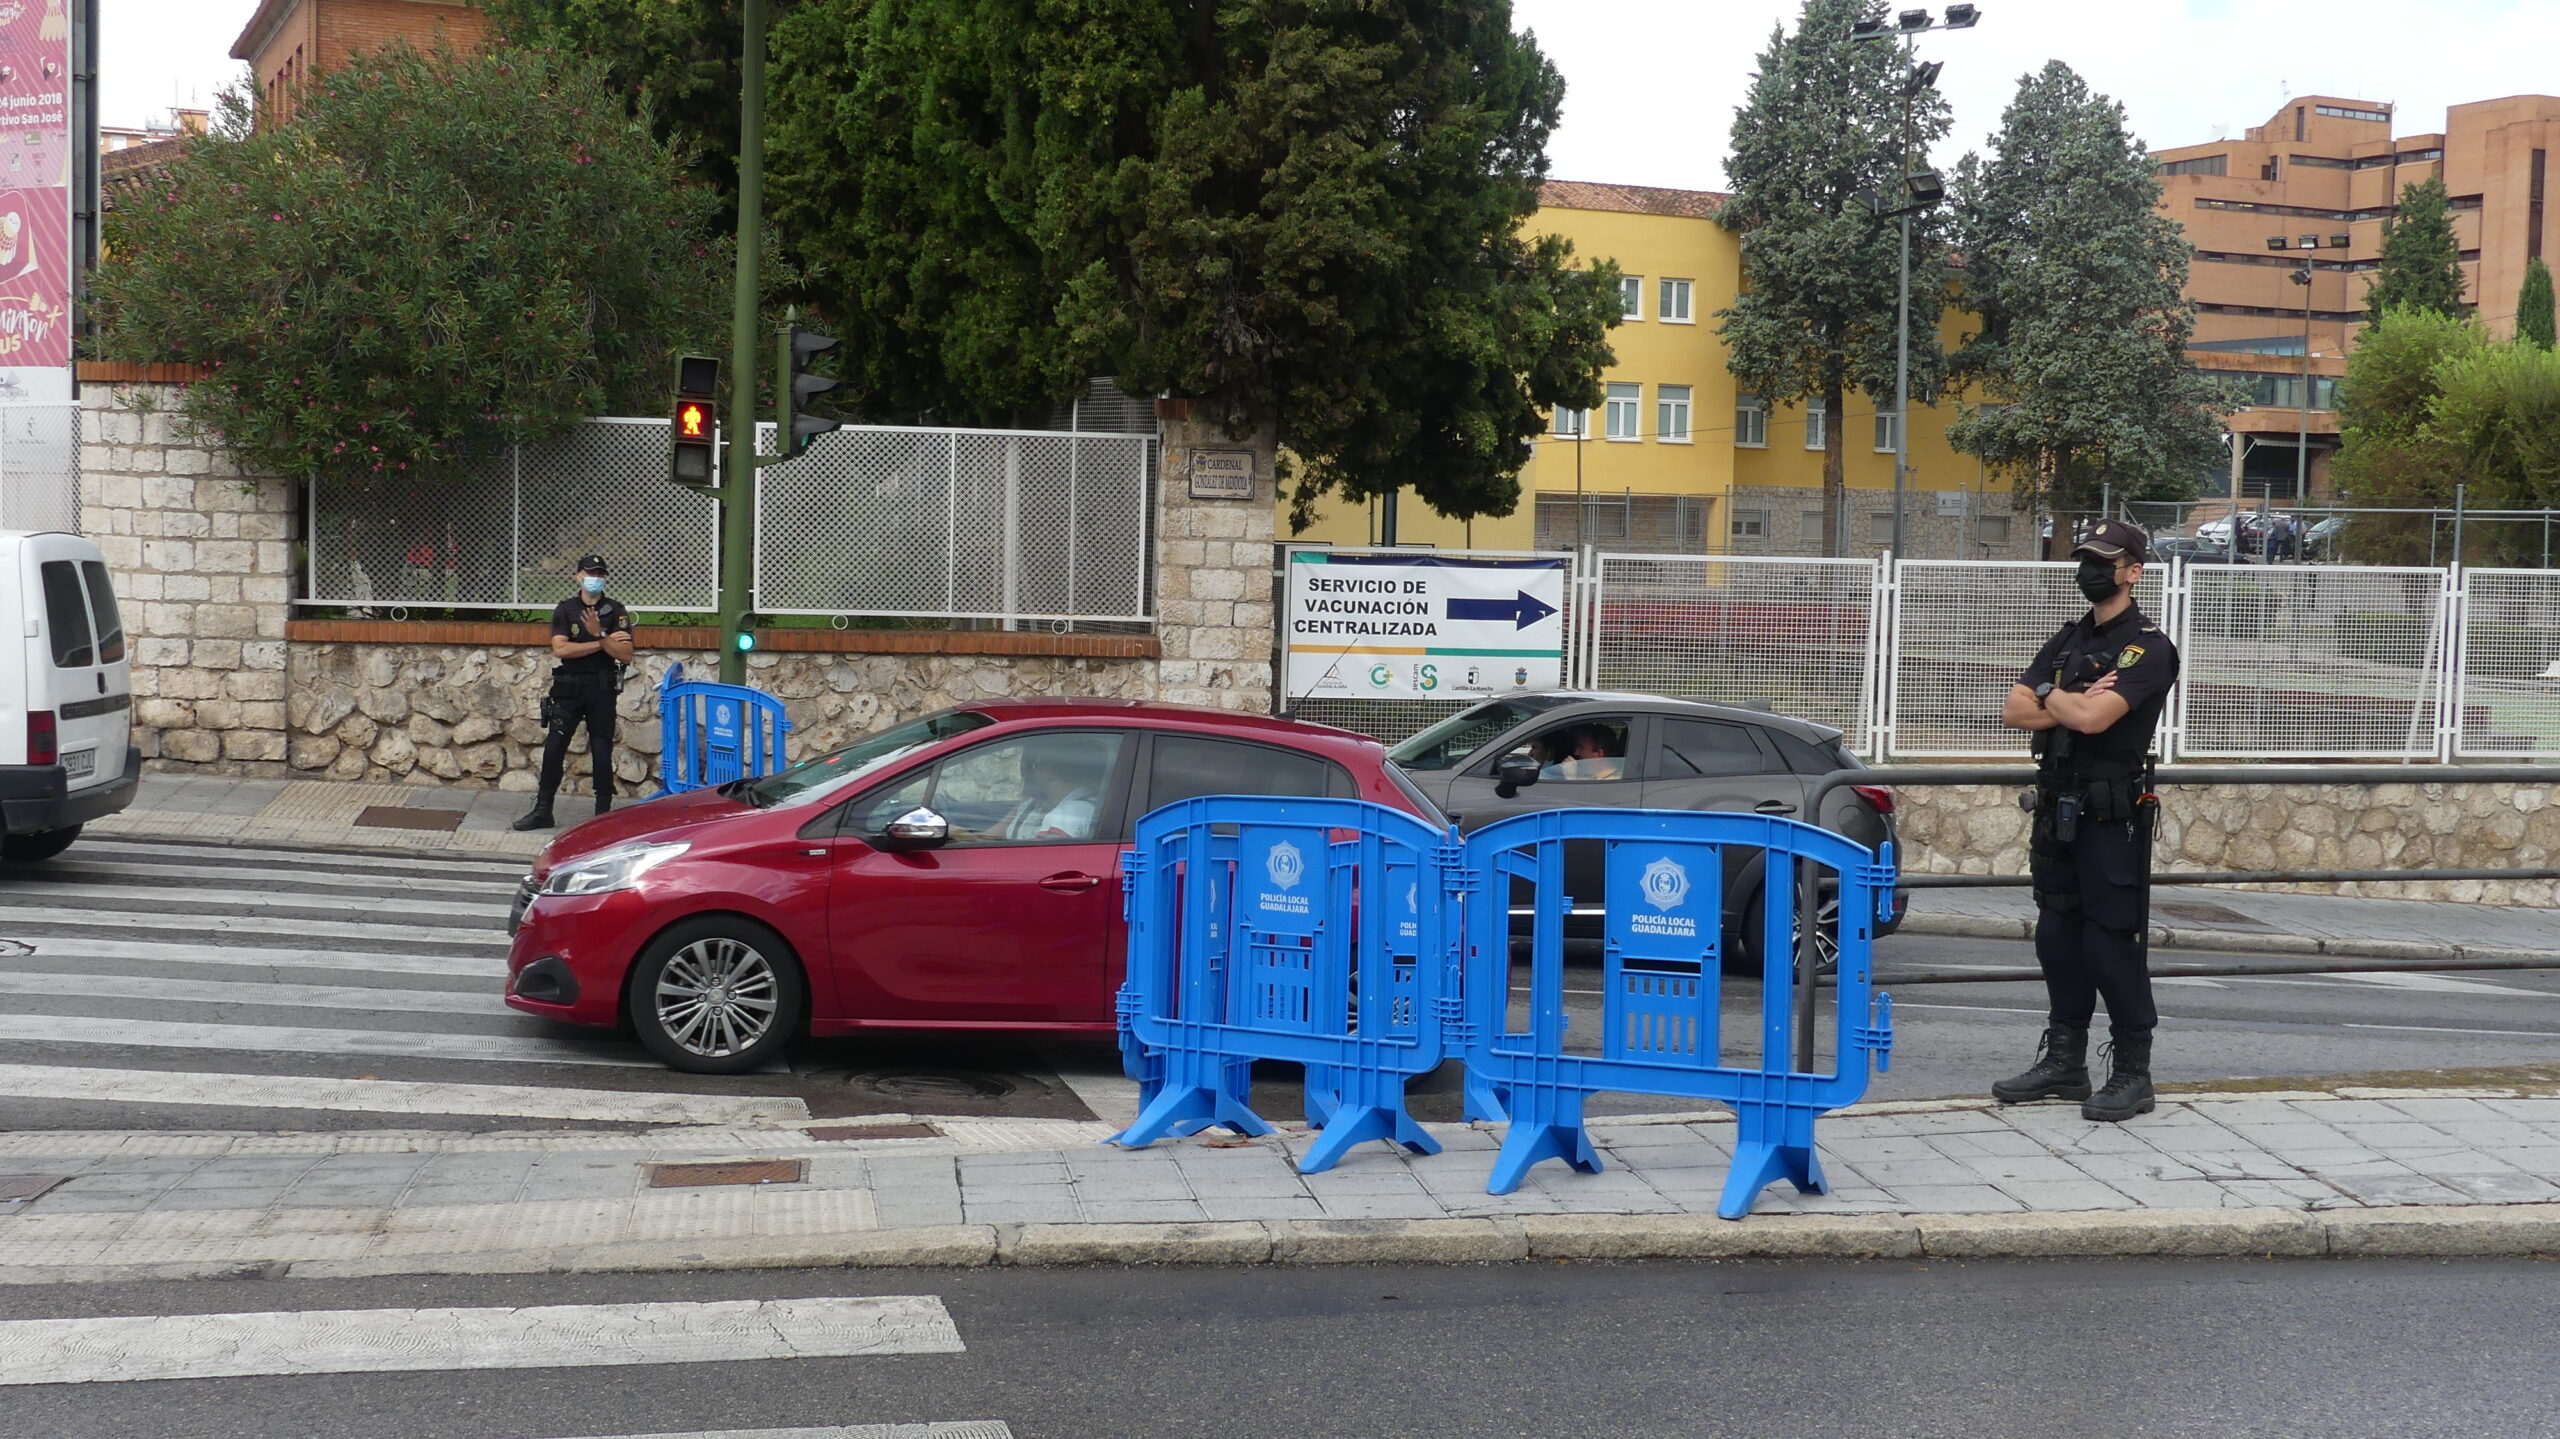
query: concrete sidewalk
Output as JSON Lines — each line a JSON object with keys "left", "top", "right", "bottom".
{"left": 7, "top": 1087, "right": 2560, "bottom": 1281}
{"left": 84, "top": 772, "right": 2560, "bottom": 964}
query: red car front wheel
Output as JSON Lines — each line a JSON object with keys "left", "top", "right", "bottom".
{"left": 630, "top": 916, "right": 808, "bottom": 1074}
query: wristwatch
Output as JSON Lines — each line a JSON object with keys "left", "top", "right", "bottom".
{"left": 2033, "top": 681, "right": 2056, "bottom": 706}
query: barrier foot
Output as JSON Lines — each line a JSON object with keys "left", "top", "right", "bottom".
{"left": 1485, "top": 1087, "right": 1599, "bottom": 1195}
{"left": 1719, "top": 1106, "right": 1828, "bottom": 1219}
{"left": 1108, "top": 1079, "right": 1273, "bottom": 1150}
{"left": 1304, "top": 1064, "right": 1343, "bottom": 1129}
{"left": 1297, "top": 1103, "right": 1441, "bottom": 1174}
{"left": 1462, "top": 1072, "right": 1510, "bottom": 1124}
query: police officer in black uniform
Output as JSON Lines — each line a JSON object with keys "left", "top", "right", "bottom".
{"left": 513, "top": 555, "right": 635, "bottom": 831}
{"left": 1993, "top": 519, "right": 2181, "bottom": 1122}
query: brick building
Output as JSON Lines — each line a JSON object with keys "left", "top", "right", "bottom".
{"left": 229, "top": 0, "right": 489, "bottom": 124}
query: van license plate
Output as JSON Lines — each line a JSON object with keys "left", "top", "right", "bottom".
{"left": 62, "top": 749, "right": 94, "bottom": 782}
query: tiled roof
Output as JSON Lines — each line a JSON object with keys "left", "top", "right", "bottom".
{"left": 1538, "top": 179, "right": 1728, "bottom": 219}
{"left": 102, "top": 137, "right": 184, "bottom": 209}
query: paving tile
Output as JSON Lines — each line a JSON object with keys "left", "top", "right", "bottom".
{"left": 2322, "top": 1173, "right": 2471, "bottom": 1206}
{"left": 148, "top": 1188, "right": 292, "bottom": 1212}
{"left": 1958, "top": 1153, "right": 2090, "bottom": 1187}
{"left": 2480, "top": 1099, "right": 2560, "bottom": 1123}
{"left": 2382, "top": 1098, "right": 2510, "bottom": 1123}
{"left": 2394, "top": 1149, "right": 2521, "bottom": 1178}
{"left": 1995, "top": 1179, "right": 2140, "bottom": 1211}
{"left": 799, "top": 1157, "right": 870, "bottom": 1189}
{"left": 2286, "top": 1154, "right": 2410, "bottom": 1180}
{"left": 2176, "top": 1152, "right": 2305, "bottom": 1182}
{"left": 872, "top": 1192, "right": 966, "bottom": 1227}
{"left": 2502, "top": 1145, "right": 2560, "bottom": 1176}
{"left": 1076, "top": 1198, "right": 1211, "bottom": 1223}
{"left": 1316, "top": 1193, "right": 1454, "bottom": 1220}
{"left": 1880, "top": 1184, "right": 2021, "bottom": 1214}
{"left": 1194, "top": 1195, "right": 1324, "bottom": 1221}
{"left": 2437, "top": 1171, "right": 2560, "bottom": 1204}
{"left": 867, "top": 1155, "right": 959, "bottom": 1186}
{"left": 965, "top": 1198, "right": 1087, "bottom": 1224}
{"left": 2214, "top": 1179, "right": 2340, "bottom": 1210}
{"left": 958, "top": 1157, "right": 1071, "bottom": 1186}
{"left": 1856, "top": 1158, "right": 1987, "bottom": 1189}
{"left": 2063, "top": 1152, "right": 2204, "bottom": 1184}
{"left": 1925, "top": 1130, "right": 2055, "bottom": 1159}
{"left": 1820, "top": 1136, "right": 1943, "bottom": 1164}
{"left": 20, "top": 1189, "right": 159, "bottom": 1214}
{"left": 2295, "top": 1099, "right": 2427, "bottom": 1124}
{"left": 2105, "top": 1178, "right": 2252, "bottom": 1209}
{"left": 2333, "top": 1122, "right": 2458, "bottom": 1150}
{"left": 2217, "top": 1122, "right": 2358, "bottom": 1152}
{"left": 2034, "top": 1126, "right": 2158, "bottom": 1157}
{"left": 2429, "top": 1120, "right": 2547, "bottom": 1150}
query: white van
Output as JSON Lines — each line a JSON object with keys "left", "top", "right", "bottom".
{"left": 0, "top": 531, "right": 137, "bottom": 860}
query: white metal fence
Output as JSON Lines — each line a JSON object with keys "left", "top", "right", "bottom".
{"left": 0, "top": 402, "right": 79, "bottom": 534}
{"left": 1590, "top": 553, "right": 1883, "bottom": 750}
{"left": 305, "top": 417, "right": 1154, "bottom": 624}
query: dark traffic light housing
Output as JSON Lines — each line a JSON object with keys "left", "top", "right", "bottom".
{"left": 670, "top": 354, "right": 719, "bottom": 489}
{"left": 779, "top": 323, "right": 841, "bottom": 458}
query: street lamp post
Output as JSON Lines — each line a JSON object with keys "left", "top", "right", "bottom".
{"left": 1853, "top": 6, "right": 1977, "bottom": 559}
{"left": 2264, "top": 231, "right": 2349, "bottom": 557}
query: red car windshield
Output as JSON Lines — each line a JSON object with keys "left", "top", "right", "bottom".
{"left": 738, "top": 711, "right": 997, "bottom": 808}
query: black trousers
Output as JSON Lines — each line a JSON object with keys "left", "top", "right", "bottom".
{"left": 536, "top": 670, "right": 617, "bottom": 805}
{"left": 2028, "top": 795, "right": 2158, "bottom": 1040}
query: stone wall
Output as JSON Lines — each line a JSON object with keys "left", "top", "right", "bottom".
{"left": 1152, "top": 408, "right": 1278, "bottom": 709}
{"left": 1899, "top": 782, "right": 2560, "bottom": 907}
{"left": 284, "top": 643, "right": 1160, "bottom": 793}
{"left": 79, "top": 383, "right": 295, "bottom": 768}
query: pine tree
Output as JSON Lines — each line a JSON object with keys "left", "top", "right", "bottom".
{"left": 1945, "top": 61, "right": 2232, "bottom": 541}
{"left": 2517, "top": 257, "right": 2557, "bottom": 350}
{"left": 2363, "top": 176, "right": 2467, "bottom": 321}
{"left": 1715, "top": 0, "right": 1949, "bottom": 556}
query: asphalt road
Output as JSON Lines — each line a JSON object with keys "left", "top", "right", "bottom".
{"left": 8, "top": 1259, "right": 2559, "bottom": 1439}
{"left": 1, "top": 839, "right": 2555, "bottom": 1132}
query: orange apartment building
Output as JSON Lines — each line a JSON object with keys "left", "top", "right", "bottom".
{"left": 2152, "top": 93, "right": 2560, "bottom": 501}
{"left": 230, "top": 0, "right": 489, "bottom": 124}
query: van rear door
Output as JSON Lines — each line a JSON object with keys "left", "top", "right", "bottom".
{"left": 26, "top": 536, "right": 130, "bottom": 792}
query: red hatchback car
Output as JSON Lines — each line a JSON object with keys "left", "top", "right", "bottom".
{"left": 505, "top": 699, "right": 1441, "bottom": 1073}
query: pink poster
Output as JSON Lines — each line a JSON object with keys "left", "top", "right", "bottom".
{"left": 0, "top": 0, "right": 70, "bottom": 398}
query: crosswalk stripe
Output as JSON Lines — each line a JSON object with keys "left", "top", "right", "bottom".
{"left": 3, "top": 857, "right": 510, "bottom": 897}
{"left": 0, "top": 1013, "right": 654, "bottom": 1067}
{"left": 0, "top": 905, "right": 508, "bottom": 948}
{"left": 74, "top": 838, "right": 531, "bottom": 877}
{"left": 562, "top": 1428, "right": 1012, "bottom": 1438}
{"left": 0, "top": 1297, "right": 962, "bottom": 1386}
{"left": 5, "top": 937, "right": 505, "bottom": 978}
{"left": 0, "top": 1064, "right": 805, "bottom": 1124}
{"left": 0, "top": 879, "right": 509, "bottom": 921}
{"left": 0, "top": 970, "right": 492, "bottom": 1014}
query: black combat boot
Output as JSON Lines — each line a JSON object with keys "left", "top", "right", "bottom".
{"left": 511, "top": 803, "right": 557, "bottom": 832}
{"left": 2082, "top": 1034, "right": 2156, "bottom": 1122}
{"left": 1991, "top": 1024, "right": 2091, "bottom": 1104}
{"left": 593, "top": 796, "right": 613, "bottom": 817}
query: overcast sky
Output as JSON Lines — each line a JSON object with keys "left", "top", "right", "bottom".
{"left": 112, "top": 0, "right": 2560, "bottom": 184}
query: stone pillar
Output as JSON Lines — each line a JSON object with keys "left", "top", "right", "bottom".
{"left": 79, "top": 383, "right": 295, "bottom": 771}
{"left": 1152, "top": 404, "right": 1276, "bottom": 712}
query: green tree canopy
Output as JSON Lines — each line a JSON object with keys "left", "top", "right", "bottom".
{"left": 758, "top": 0, "right": 1617, "bottom": 527}
{"left": 1945, "top": 61, "right": 2230, "bottom": 534}
{"left": 2363, "top": 175, "right": 2466, "bottom": 322}
{"left": 2332, "top": 307, "right": 2484, "bottom": 562}
{"left": 2517, "top": 256, "right": 2556, "bottom": 350}
{"left": 1716, "top": 0, "right": 1950, "bottom": 556}
{"left": 90, "top": 42, "right": 728, "bottom": 486}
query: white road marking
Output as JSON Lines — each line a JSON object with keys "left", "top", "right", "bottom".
{"left": 0, "top": 879, "right": 506, "bottom": 920}
{"left": 2151, "top": 977, "right": 2231, "bottom": 988}
{"left": 2342, "top": 1021, "right": 2560, "bottom": 1039}
{"left": 8, "top": 937, "right": 505, "bottom": 978}
{"left": 75, "top": 838, "right": 529, "bottom": 877}
{"left": 2312, "top": 971, "right": 2546, "bottom": 997}
{"left": 0, "top": 905, "right": 507, "bottom": 947}
{"left": 0, "top": 1013, "right": 653, "bottom": 1067}
{"left": 558, "top": 1428, "right": 1012, "bottom": 1439}
{"left": 0, "top": 1063, "right": 805, "bottom": 1124}
{"left": 0, "top": 970, "right": 493, "bottom": 1014}
{"left": 7, "top": 857, "right": 509, "bottom": 897}
{"left": 0, "top": 1297, "right": 962, "bottom": 1386}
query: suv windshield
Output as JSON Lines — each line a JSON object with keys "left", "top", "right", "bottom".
{"left": 1386, "top": 695, "right": 1579, "bottom": 771}
{"left": 739, "top": 711, "right": 997, "bottom": 807}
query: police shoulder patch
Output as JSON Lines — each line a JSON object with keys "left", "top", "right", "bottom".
{"left": 2118, "top": 645, "right": 2146, "bottom": 668}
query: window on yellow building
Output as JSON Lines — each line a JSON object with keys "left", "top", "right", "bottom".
{"left": 1657, "top": 385, "right": 1691, "bottom": 443}
{"left": 1731, "top": 509, "right": 1769, "bottom": 540}
{"left": 1659, "top": 278, "right": 1693, "bottom": 324}
{"left": 1734, "top": 394, "right": 1767, "bottom": 448}
{"left": 1605, "top": 383, "right": 1641, "bottom": 441}
{"left": 1873, "top": 411, "right": 1900, "bottom": 453}
{"left": 1804, "top": 407, "right": 1826, "bottom": 450}
{"left": 1553, "top": 407, "right": 1590, "bottom": 438}
{"left": 1977, "top": 516, "right": 2012, "bottom": 547}
{"left": 1620, "top": 276, "right": 1644, "bottom": 320}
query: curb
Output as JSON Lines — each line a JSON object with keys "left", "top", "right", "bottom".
{"left": 1898, "top": 913, "right": 2560, "bottom": 966}
{"left": 7, "top": 1205, "right": 2559, "bottom": 1286}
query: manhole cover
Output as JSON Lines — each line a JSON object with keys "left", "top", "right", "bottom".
{"left": 353, "top": 805, "right": 464, "bottom": 832}
{"left": 0, "top": 1176, "right": 68, "bottom": 1204}
{"left": 852, "top": 1070, "right": 1018, "bottom": 1103}
{"left": 646, "top": 1159, "right": 807, "bottom": 1189}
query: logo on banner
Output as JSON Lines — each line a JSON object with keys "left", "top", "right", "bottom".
{"left": 1630, "top": 856, "right": 1698, "bottom": 939}
{"left": 1267, "top": 841, "right": 1305, "bottom": 889}
{"left": 1368, "top": 663, "right": 1394, "bottom": 689}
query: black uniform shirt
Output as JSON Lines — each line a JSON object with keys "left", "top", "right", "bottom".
{"left": 2018, "top": 601, "right": 2180, "bottom": 764}
{"left": 549, "top": 594, "right": 633, "bottom": 677}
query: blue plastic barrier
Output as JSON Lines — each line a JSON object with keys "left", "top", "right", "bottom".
{"left": 1109, "top": 796, "right": 1465, "bottom": 1172}
{"left": 1459, "top": 809, "right": 1895, "bottom": 1217}
{"left": 649, "top": 664, "right": 793, "bottom": 798}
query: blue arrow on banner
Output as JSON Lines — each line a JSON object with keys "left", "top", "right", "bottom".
{"left": 1446, "top": 590, "right": 1559, "bottom": 629}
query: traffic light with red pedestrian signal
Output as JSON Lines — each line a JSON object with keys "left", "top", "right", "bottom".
{"left": 670, "top": 354, "right": 719, "bottom": 489}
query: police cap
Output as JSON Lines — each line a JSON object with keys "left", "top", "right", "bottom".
{"left": 2070, "top": 520, "right": 2148, "bottom": 565}
{"left": 577, "top": 554, "right": 609, "bottom": 575}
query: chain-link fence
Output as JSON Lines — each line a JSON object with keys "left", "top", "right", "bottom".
{"left": 0, "top": 402, "right": 78, "bottom": 533}
{"left": 2454, "top": 568, "right": 2560, "bottom": 760}
{"left": 1590, "top": 553, "right": 1881, "bottom": 750}
{"left": 309, "top": 418, "right": 719, "bottom": 612}
{"left": 2175, "top": 564, "right": 2450, "bottom": 761}
{"left": 756, "top": 426, "right": 1152, "bottom": 622}
{"left": 1881, "top": 561, "right": 2172, "bottom": 759}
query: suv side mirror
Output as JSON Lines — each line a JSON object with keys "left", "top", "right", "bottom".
{"left": 1494, "top": 753, "right": 1540, "bottom": 797}
{"left": 878, "top": 806, "right": 951, "bottom": 852}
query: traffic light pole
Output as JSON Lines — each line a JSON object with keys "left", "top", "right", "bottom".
{"left": 718, "top": 0, "right": 767, "bottom": 684}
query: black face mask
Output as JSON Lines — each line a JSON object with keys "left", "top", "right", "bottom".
{"left": 2075, "top": 559, "right": 2123, "bottom": 604}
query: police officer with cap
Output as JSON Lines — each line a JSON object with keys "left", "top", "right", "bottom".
{"left": 1994, "top": 518, "right": 2181, "bottom": 1122}
{"left": 514, "top": 555, "right": 635, "bottom": 831}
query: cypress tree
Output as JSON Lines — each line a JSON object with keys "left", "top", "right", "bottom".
{"left": 2517, "top": 256, "right": 2557, "bottom": 349}
{"left": 2363, "top": 176, "right": 2467, "bottom": 322}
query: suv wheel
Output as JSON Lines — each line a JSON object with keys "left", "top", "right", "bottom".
{"left": 629, "top": 917, "right": 807, "bottom": 1074}
{"left": 1730, "top": 884, "right": 1841, "bottom": 979}
{"left": 1, "top": 825, "right": 81, "bottom": 863}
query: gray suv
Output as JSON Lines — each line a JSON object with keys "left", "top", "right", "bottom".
{"left": 1385, "top": 693, "right": 1905, "bottom": 969}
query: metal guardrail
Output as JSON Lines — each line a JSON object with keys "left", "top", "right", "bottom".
{"left": 1788, "top": 763, "right": 2560, "bottom": 1065}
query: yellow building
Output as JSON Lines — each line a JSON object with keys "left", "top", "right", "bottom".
{"left": 1284, "top": 180, "right": 2024, "bottom": 557}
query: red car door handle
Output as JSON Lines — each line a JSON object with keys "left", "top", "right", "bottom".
{"left": 1039, "top": 872, "right": 1103, "bottom": 892}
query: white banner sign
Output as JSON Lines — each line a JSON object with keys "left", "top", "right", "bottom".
{"left": 1283, "top": 551, "right": 1568, "bottom": 702}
